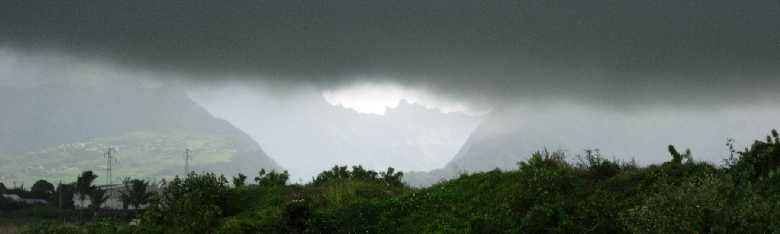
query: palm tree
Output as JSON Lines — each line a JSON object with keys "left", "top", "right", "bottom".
{"left": 119, "top": 178, "right": 154, "bottom": 209}
{"left": 88, "top": 187, "right": 108, "bottom": 210}
{"left": 76, "top": 171, "right": 98, "bottom": 208}
{"left": 232, "top": 173, "right": 247, "bottom": 187}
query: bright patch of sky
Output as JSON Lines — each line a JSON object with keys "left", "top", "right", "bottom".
{"left": 322, "top": 82, "right": 475, "bottom": 115}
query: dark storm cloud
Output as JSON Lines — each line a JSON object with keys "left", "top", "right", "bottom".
{"left": 1, "top": 0, "right": 779, "bottom": 108}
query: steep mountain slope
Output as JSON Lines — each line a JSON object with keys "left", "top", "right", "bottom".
{"left": 405, "top": 104, "right": 780, "bottom": 186}
{"left": 0, "top": 79, "right": 280, "bottom": 185}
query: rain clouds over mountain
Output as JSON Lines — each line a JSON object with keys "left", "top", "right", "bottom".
{"left": 1, "top": 0, "right": 779, "bottom": 109}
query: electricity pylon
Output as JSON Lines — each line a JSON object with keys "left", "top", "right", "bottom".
{"left": 184, "top": 148, "right": 193, "bottom": 175}
{"left": 104, "top": 147, "right": 119, "bottom": 185}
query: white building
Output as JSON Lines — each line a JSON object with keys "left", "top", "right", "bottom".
{"left": 2, "top": 193, "right": 49, "bottom": 205}
{"left": 73, "top": 184, "right": 158, "bottom": 210}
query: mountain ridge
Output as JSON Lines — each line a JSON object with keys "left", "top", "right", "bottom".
{"left": 0, "top": 79, "right": 281, "bottom": 185}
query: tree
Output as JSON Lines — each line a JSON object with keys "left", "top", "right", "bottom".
{"left": 575, "top": 149, "right": 621, "bottom": 180}
{"left": 311, "top": 165, "right": 403, "bottom": 186}
{"left": 88, "top": 187, "right": 108, "bottom": 210}
{"left": 76, "top": 171, "right": 98, "bottom": 208}
{"left": 31, "top": 179, "right": 55, "bottom": 199}
{"left": 119, "top": 178, "right": 154, "bottom": 209}
{"left": 232, "top": 173, "right": 247, "bottom": 187}
{"left": 381, "top": 167, "right": 404, "bottom": 187}
{"left": 141, "top": 173, "right": 229, "bottom": 233}
{"left": 351, "top": 165, "right": 378, "bottom": 181}
{"left": 668, "top": 145, "right": 692, "bottom": 165}
{"left": 0, "top": 182, "right": 6, "bottom": 193}
{"left": 726, "top": 129, "right": 780, "bottom": 181}
{"left": 255, "top": 169, "right": 289, "bottom": 187}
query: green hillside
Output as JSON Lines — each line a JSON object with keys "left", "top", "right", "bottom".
{"left": 0, "top": 80, "right": 281, "bottom": 185}
{"left": 0, "top": 131, "right": 277, "bottom": 185}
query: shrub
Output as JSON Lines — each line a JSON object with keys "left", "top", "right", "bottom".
{"left": 255, "top": 169, "right": 289, "bottom": 187}
{"left": 139, "top": 172, "right": 230, "bottom": 233}
{"left": 514, "top": 150, "right": 583, "bottom": 232}
{"left": 575, "top": 149, "right": 622, "bottom": 180}
{"left": 621, "top": 172, "right": 728, "bottom": 233}
{"left": 726, "top": 130, "right": 780, "bottom": 182}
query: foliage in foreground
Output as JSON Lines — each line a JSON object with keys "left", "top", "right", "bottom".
{"left": 20, "top": 130, "right": 780, "bottom": 233}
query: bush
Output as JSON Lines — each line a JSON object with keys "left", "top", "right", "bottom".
{"left": 575, "top": 149, "right": 622, "bottom": 180}
{"left": 621, "top": 172, "right": 728, "bottom": 233}
{"left": 726, "top": 130, "right": 780, "bottom": 182}
{"left": 514, "top": 150, "right": 583, "bottom": 232}
{"left": 139, "top": 172, "right": 230, "bottom": 233}
{"left": 254, "top": 170, "right": 289, "bottom": 188}
{"left": 312, "top": 166, "right": 403, "bottom": 187}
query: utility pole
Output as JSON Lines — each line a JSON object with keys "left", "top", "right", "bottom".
{"left": 58, "top": 180, "right": 62, "bottom": 209}
{"left": 184, "top": 148, "right": 192, "bottom": 175}
{"left": 104, "top": 147, "right": 119, "bottom": 185}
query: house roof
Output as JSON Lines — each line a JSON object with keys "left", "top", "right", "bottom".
{"left": 1, "top": 194, "right": 22, "bottom": 201}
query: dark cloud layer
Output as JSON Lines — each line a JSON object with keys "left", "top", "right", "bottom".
{"left": 1, "top": 0, "right": 779, "bottom": 108}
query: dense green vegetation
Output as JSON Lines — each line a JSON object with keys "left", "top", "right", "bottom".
{"left": 9, "top": 130, "right": 780, "bottom": 233}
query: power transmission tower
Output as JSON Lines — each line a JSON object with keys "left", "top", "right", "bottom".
{"left": 184, "top": 148, "right": 193, "bottom": 175}
{"left": 104, "top": 147, "right": 119, "bottom": 185}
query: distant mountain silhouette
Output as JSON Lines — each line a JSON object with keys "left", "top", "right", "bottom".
{"left": 405, "top": 104, "right": 780, "bottom": 187}
{"left": 0, "top": 79, "right": 280, "bottom": 184}
{"left": 195, "top": 90, "right": 482, "bottom": 182}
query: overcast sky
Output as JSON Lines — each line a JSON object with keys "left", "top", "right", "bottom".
{"left": 2, "top": 0, "right": 779, "bottom": 111}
